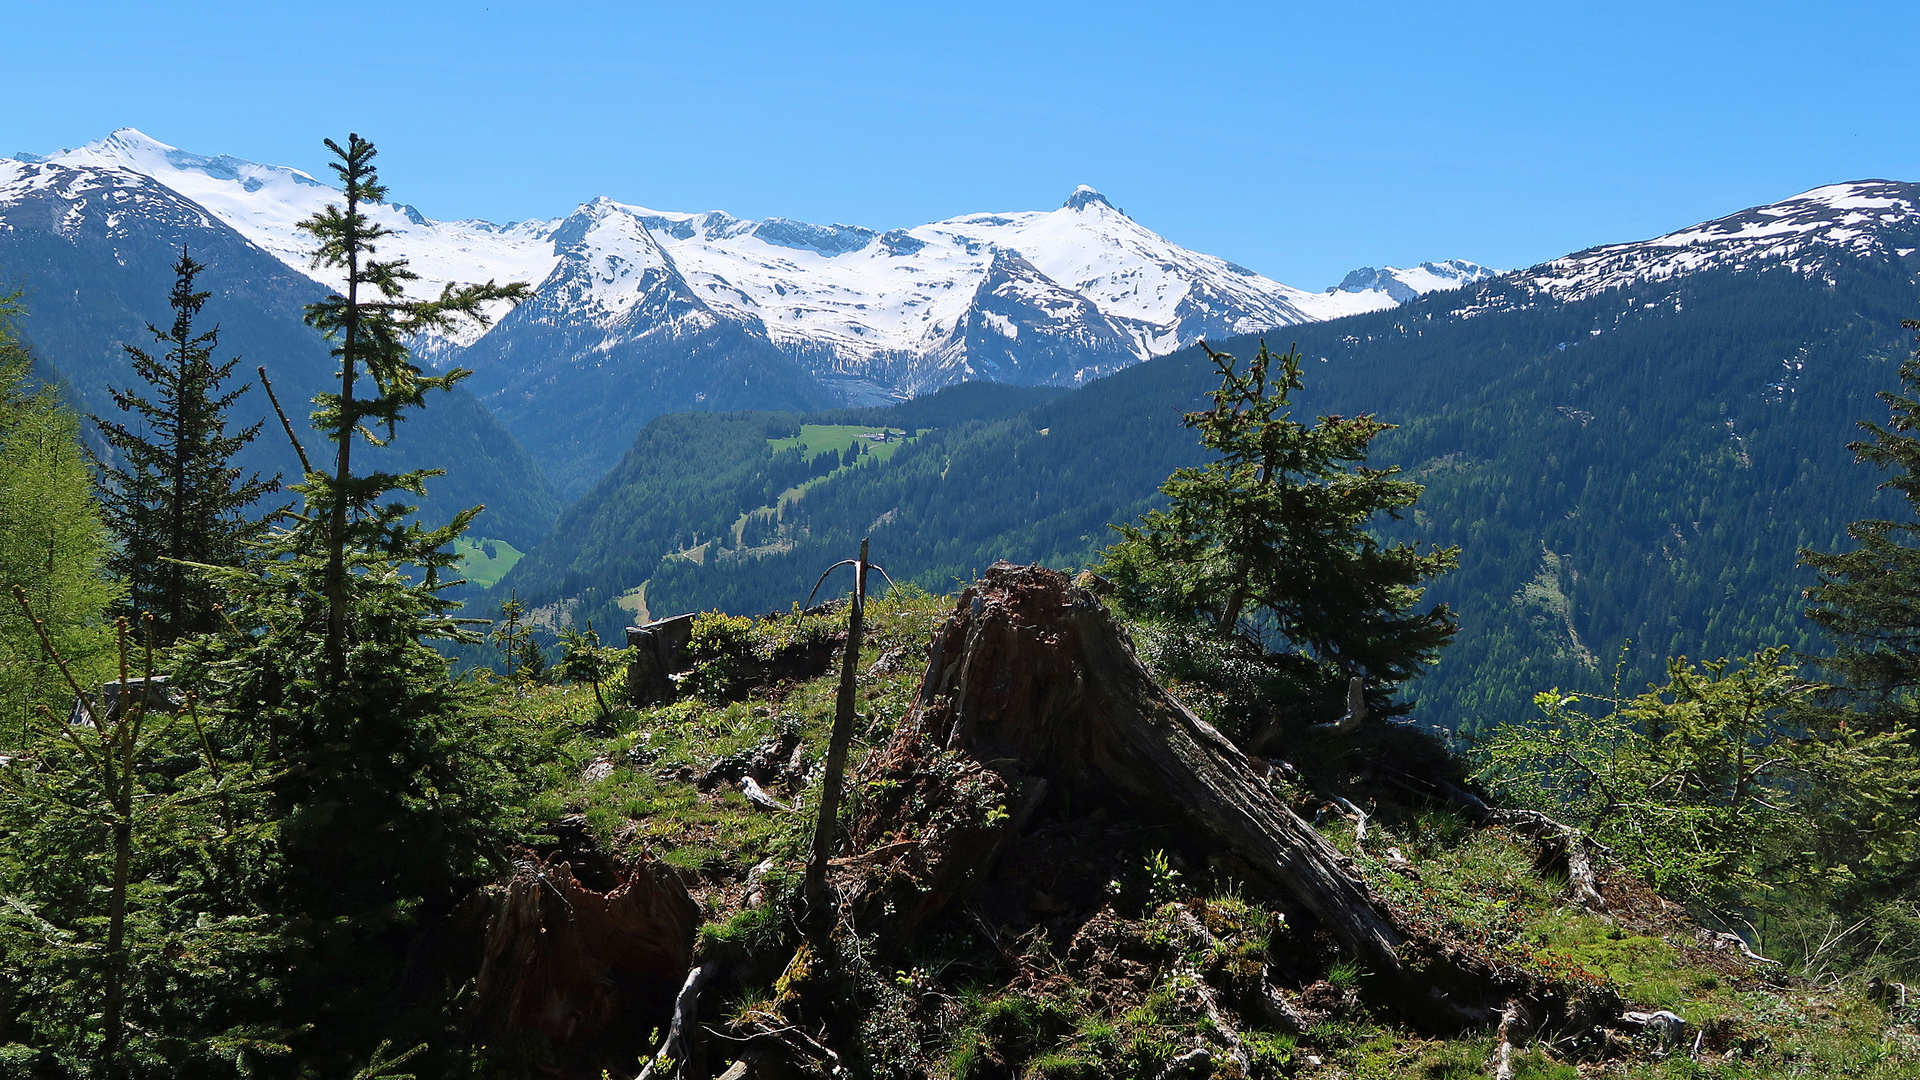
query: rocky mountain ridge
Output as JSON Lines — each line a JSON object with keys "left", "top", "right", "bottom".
{"left": 12, "top": 131, "right": 1489, "bottom": 399}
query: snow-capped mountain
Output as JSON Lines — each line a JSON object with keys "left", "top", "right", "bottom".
{"left": 14, "top": 131, "right": 1484, "bottom": 396}
{"left": 1499, "top": 181, "right": 1920, "bottom": 308}
{"left": 7, "top": 128, "right": 1501, "bottom": 494}
{"left": 19, "top": 129, "right": 559, "bottom": 347}
{"left": 1327, "top": 260, "right": 1498, "bottom": 304}
{"left": 0, "top": 153, "right": 562, "bottom": 546}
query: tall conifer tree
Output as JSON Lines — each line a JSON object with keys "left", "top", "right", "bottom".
{"left": 172, "top": 134, "right": 531, "bottom": 1061}
{"left": 93, "top": 251, "right": 278, "bottom": 644}
{"left": 1804, "top": 316, "right": 1920, "bottom": 730}
{"left": 298, "top": 134, "right": 527, "bottom": 678}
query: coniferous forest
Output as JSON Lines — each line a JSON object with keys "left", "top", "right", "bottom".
{"left": 2, "top": 134, "right": 1920, "bottom": 1080}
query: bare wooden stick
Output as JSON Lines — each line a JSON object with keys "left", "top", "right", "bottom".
{"left": 803, "top": 537, "right": 868, "bottom": 929}
{"left": 256, "top": 365, "right": 313, "bottom": 474}
{"left": 1332, "top": 795, "right": 1370, "bottom": 846}
{"left": 1167, "top": 905, "right": 1253, "bottom": 1076}
{"left": 10, "top": 585, "right": 103, "bottom": 721}
{"left": 635, "top": 963, "right": 718, "bottom": 1080}
{"left": 1493, "top": 999, "right": 1519, "bottom": 1080}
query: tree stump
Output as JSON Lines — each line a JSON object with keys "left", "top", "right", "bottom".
{"left": 848, "top": 563, "right": 1564, "bottom": 1028}
{"left": 461, "top": 852, "right": 700, "bottom": 1077}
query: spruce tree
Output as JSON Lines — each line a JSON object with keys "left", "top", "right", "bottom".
{"left": 170, "top": 133, "right": 531, "bottom": 1064}
{"left": 1098, "top": 341, "right": 1457, "bottom": 716}
{"left": 1803, "top": 317, "right": 1920, "bottom": 730}
{"left": 298, "top": 134, "right": 525, "bottom": 680}
{"left": 93, "top": 251, "right": 278, "bottom": 644}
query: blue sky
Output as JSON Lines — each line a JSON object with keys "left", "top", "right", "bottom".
{"left": 6, "top": 1, "right": 1917, "bottom": 289}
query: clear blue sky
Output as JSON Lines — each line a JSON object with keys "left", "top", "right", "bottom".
{"left": 6, "top": 1, "right": 1917, "bottom": 290}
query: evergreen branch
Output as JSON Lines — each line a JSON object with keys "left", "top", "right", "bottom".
{"left": 10, "top": 584, "right": 105, "bottom": 726}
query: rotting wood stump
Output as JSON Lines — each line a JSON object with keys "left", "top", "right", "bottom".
{"left": 847, "top": 563, "right": 1597, "bottom": 1030}
{"left": 461, "top": 851, "right": 700, "bottom": 1077}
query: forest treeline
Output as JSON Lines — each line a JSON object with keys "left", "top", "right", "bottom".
{"left": 1, "top": 133, "right": 1918, "bottom": 1078}
{"left": 500, "top": 259, "right": 1908, "bottom": 735}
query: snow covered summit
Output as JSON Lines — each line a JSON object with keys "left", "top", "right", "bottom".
{"left": 10, "top": 130, "right": 1488, "bottom": 397}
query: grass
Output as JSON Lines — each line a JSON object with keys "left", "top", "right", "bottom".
{"left": 452, "top": 535, "right": 524, "bottom": 588}
{"left": 767, "top": 423, "right": 917, "bottom": 466}
{"left": 490, "top": 590, "right": 1920, "bottom": 1080}
{"left": 514, "top": 586, "right": 945, "bottom": 875}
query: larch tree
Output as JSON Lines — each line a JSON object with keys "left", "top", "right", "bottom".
{"left": 93, "top": 250, "right": 278, "bottom": 644}
{"left": 0, "top": 291, "right": 119, "bottom": 741}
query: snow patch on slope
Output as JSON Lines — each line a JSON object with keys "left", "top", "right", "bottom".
{"left": 1521, "top": 181, "right": 1920, "bottom": 303}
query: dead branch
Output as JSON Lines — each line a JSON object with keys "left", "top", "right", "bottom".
{"left": 636, "top": 963, "right": 719, "bottom": 1080}
{"left": 740, "top": 776, "right": 792, "bottom": 813}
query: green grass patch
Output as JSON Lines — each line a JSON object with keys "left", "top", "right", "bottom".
{"left": 768, "top": 424, "right": 916, "bottom": 466}
{"left": 452, "top": 535, "right": 524, "bottom": 587}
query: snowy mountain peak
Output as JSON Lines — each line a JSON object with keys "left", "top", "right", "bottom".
{"left": 1518, "top": 179, "right": 1920, "bottom": 304}
{"left": 47, "top": 127, "right": 330, "bottom": 192}
{"left": 12, "top": 128, "right": 1489, "bottom": 401}
{"left": 1062, "top": 185, "right": 1116, "bottom": 213}
{"left": 1330, "top": 260, "right": 1500, "bottom": 303}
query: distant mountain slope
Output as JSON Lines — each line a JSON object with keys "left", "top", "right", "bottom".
{"left": 492, "top": 381, "right": 1067, "bottom": 615}
{"left": 516, "top": 180, "right": 1920, "bottom": 731}
{"left": 0, "top": 157, "right": 561, "bottom": 549}
{"left": 16, "top": 131, "right": 1488, "bottom": 493}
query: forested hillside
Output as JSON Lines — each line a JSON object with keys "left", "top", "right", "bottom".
{"left": 502, "top": 256, "right": 1912, "bottom": 732}
{"left": 3, "top": 131, "right": 1919, "bottom": 1079}
{"left": 489, "top": 381, "right": 1068, "bottom": 623}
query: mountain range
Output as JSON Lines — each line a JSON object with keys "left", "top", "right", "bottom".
{"left": 10, "top": 127, "right": 1919, "bottom": 733}
{"left": 495, "top": 177, "right": 1920, "bottom": 731}
{"left": 7, "top": 129, "right": 1492, "bottom": 494}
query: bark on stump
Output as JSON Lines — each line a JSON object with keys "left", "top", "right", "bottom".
{"left": 462, "top": 852, "right": 701, "bottom": 1077}
{"left": 848, "top": 563, "right": 1528, "bottom": 1027}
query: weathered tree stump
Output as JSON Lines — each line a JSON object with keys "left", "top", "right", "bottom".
{"left": 461, "top": 852, "right": 700, "bottom": 1077}
{"left": 847, "top": 563, "right": 1579, "bottom": 1028}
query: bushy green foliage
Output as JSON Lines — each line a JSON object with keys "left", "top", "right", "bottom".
{"left": 0, "top": 622, "right": 286, "bottom": 1079}
{"left": 1098, "top": 341, "right": 1456, "bottom": 721}
{"left": 1479, "top": 647, "right": 1920, "bottom": 904}
{"left": 554, "top": 621, "right": 628, "bottom": 720}
{"left": 1804, "top": 317, "right": 1920, "bottom": 733}
{"left": 0, "top": 294, "right": 119, "bottom": 741}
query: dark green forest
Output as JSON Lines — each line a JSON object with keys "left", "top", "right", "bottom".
{"left": 492, "top": 259, "right": 1911, "bottom": 734}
